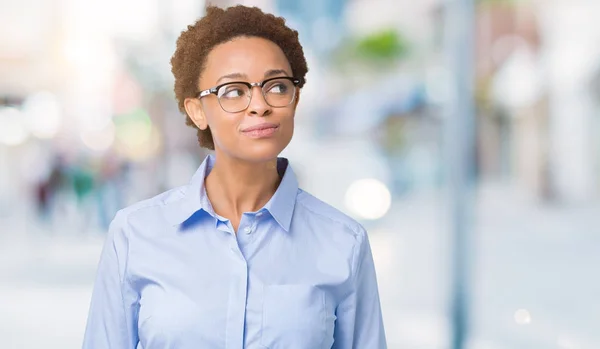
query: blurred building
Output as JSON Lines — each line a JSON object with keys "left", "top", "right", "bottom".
{"left": 431, "top": 0, "right": 600, "bottom": 204}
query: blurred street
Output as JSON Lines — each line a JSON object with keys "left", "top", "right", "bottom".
{"left": 3, "top": 0, "right": 600, "bottom": 348}
{"left": 1, "top": 183, "right": 598, "bottom": 349}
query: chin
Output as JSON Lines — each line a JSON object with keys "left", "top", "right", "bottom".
{"left": 235, "top": 137, "right": 289, "bottom": 162}
{"left": 216, "top": 132, "right": 292, "bottom": 163}
{"left": 242, "top": 144, "right": 286, "bottom": 162}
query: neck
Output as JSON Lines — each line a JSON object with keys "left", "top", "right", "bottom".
{"left": 204, "top": 152, "right": 281, "bottom": 222}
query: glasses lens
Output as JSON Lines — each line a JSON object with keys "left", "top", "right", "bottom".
{"left": 217, "top": 83, "right": 250, "bottom": 112}
{"left": 263, "top": 78, "right": 296, "bottom": 107}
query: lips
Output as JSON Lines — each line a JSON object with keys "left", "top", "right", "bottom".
{"left": 241, "top": 123, "right": 279, "bottom": 138}
{"left": 241, "top": 123, "right": 279, "bottom": 132}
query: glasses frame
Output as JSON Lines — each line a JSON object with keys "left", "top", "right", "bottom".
{"left": 196, "top": 76, "right": 301, "bottom": 113}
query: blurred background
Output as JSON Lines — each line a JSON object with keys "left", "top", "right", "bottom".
{"left": 1, "top": 0, "right": 599, "bottom": 348}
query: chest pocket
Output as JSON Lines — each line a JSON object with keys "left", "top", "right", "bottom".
{"left": 260, "top": 284, "right": 329, "bottom": 349}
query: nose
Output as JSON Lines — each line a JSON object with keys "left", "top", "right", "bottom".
{"left": 246, "top": 86, "right": 272, "bottom": 116}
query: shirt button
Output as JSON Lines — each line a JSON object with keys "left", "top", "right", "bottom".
{"left": 243, "top": 226, "right": 252, "bottom": 234}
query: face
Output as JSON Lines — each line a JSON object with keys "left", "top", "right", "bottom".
{"left": 184, "top": 36, "right": 299, "bottom": 163}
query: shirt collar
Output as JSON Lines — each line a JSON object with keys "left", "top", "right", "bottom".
{"left": 165, "top": 154, "right": 298, "bottom": 231}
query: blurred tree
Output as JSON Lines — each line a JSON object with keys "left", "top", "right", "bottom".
{"left": 332, "top": 28, "right": 410, "bottom": 73}
{"left": 354, "top": 29, "right": 409, "bottom": 62}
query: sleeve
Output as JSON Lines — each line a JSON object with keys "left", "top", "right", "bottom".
{"left": 332, "top": 227, "right": 387, "bottom": 349}
{"left": 82, "top": 211, "right": 139, "bottom": 348}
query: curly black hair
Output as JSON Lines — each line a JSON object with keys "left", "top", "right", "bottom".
{"left": 170, "top": 5, "right": 309, "bottom": 150}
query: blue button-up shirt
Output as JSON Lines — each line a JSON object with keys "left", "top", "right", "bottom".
{"left": 83, "top": 154, "right": 386, "bottom": 349}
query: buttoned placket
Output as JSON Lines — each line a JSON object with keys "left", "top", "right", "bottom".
{"left": 236, "top": 211, "right": 265, "bottom": 258}
{"left": 221, "top": 210, "right": 266, "bottom": 349}
{"left": 213, "top": 215, "right": 245, "bottom": 349}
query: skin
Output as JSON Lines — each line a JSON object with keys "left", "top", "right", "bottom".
{"left": 183, "top": 36, "right": 300, "bottom": 232}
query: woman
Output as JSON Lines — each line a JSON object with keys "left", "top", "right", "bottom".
{"left": 83, "top": 5, "right": 386, "bottom": 349}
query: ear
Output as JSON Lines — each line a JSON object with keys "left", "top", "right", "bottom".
{"left": 184, "top": 97, "right": 208, "bottom": 130}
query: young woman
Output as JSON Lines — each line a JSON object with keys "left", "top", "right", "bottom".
{"left": 83, "top": 5, "right": 386, "bottom": 349}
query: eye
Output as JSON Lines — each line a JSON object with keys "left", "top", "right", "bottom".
{"left": 223, "top": 88, "right": 244, "bottom": 98}
{"left": 218, "top": 84, "right": 248, "bottom": 99}
{"left": 267, "top": 82, "right": 289, "bottom": 94}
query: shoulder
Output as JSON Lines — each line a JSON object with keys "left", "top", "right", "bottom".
{"left": 295, "top": 189, "right": 367, "bottom": 242}
{"left": 99, "top": 186, "right": 187, "bottom": 276}
{"left": 109, "top": 185, "right": 186, "bottom": 235}
{"left": 295, "top": 189, "right": 374, "bottom": 279}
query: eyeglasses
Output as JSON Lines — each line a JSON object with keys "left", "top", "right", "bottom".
{"left": 197, "top": 76, "right": 300, "bottom": 113}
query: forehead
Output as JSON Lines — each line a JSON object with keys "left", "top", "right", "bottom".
{"left": 201, "top": 36, "right": 292, "bottom": 86}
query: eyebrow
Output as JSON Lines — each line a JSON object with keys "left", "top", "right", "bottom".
{"left": 214, "top": 69, "right": 290, "bottom": 85}
{"left": 264, "top": 69, "right": 289, "bottom": 78}
{"left": 215, "top": 73, "right": 247, "bottom": 85}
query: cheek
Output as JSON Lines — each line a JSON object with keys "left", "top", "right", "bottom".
{"left": 277, "top": 115, "right": 295, "bottom": 145}
{"left": 278, "top": 107, "right": 294, "bottom": 123}
{"left": 205, "top": 111, "right": 242, "bottom": 146}
{"left": 283, "top": 116, "right": 294, "bottom": 134}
